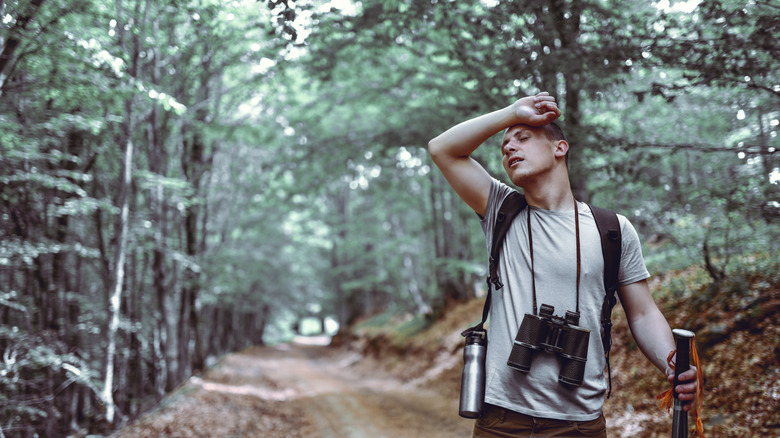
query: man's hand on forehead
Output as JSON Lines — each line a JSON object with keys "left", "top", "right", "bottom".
{"left": 509, "top": 91, "right": 561, "bottom": 128}
{"left": 533, "top": 92, "right": 559, "bottom": 116}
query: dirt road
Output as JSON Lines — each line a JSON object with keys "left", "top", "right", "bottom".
{"left": 113, "top": 339, "right": 474, "bottom": 437}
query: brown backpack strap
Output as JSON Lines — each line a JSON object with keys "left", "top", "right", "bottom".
{"left": 589, "top": 203, "right": 622, "bottom": 397}
{"left": 463, "top": 191, "right": 527, "bottom": 337}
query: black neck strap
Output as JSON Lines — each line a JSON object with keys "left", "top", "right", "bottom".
{"left": 527, "top": 199, "right": 581, "bottom": 314}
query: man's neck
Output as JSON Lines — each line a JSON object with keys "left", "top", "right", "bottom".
{"left": 521, "top": 180, "right": 575, "bottom": 211}
{"left": 512, "top": 160, "right": 575, "bottom": 211}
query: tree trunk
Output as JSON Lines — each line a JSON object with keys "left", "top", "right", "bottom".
{"left": 329, "top": 189, "right": 350, "bottom": 326}
{"left": 391, "top": 213, "right": 431, "bottom": 315}
{"left": 126, "top": 249, "right": 142, "bottom": 417}
{"left": 256, "top": 304, "right": 270, "bottom": 345}
{"left": 104, "top": 136, "right": 134, "bottom": 424}
{"left": 178, "top": 283, "right": 191, "bottom": 380}
{"left": 162, "top": 281, "right": 180, "bottom": 391}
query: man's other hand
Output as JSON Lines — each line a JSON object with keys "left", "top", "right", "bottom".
{"left": 666, "top": 366, "right": 699, "bottom": 412}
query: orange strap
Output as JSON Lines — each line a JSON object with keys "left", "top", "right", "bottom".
{"left": 656, "top": 342, "right": 705, "bottom": 437}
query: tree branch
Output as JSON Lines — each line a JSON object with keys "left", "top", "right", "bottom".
{"left": 613, "top": 141, "right": 776, "bottom": 156}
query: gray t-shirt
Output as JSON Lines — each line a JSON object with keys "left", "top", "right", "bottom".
{"left": 480, "top": 179, "right": 650, "bottom": 421}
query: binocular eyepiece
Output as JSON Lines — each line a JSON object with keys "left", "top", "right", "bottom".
{"left": 507, "top": 303, "right": 590, "bottom": 386}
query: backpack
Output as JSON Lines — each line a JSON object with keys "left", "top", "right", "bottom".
{"left": 462, "top": 191, "right": 622, "bottom": 397}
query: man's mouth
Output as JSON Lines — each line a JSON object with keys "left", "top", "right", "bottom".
{"left": 509, "top": 157, "right": 524, "bottom": 167}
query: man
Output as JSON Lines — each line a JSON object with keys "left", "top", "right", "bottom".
{"left": 428, "top": 92, "right": 698, "bottom": 437}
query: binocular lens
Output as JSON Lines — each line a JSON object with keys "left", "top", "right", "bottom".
{"left": 557, "top": 325, "right": 590, "bottom": 386}
{"left": 559, "top": 359, "right": 586, "bottom": 386}
{"left": 507, "top": 313, "right": 544, "bottom": 372}
{"left": 558, "top": 326, "right": 589, "bottom": 361}
{"left": 507, "top": 305, "right": 591, "bottom": 387}
{"left": 507, "top": 344, "right": 534, "bottom": 372}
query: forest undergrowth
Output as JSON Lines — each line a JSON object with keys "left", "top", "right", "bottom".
{"left": 344, "top": 262, "right": 780, "bottom": 437}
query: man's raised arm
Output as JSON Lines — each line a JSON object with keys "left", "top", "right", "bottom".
{"left": 427, "top": 92, "right": 561, "bottom": 216}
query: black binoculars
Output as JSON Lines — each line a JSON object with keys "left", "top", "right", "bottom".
{"left": 507, "top": 303, "right": 590, "bottom": 386}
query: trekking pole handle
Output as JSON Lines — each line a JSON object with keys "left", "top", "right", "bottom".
{"left": 671, "top": 329, "right": 695, "bottom": 438}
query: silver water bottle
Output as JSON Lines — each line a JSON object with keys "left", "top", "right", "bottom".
{"left": 459, "top": 330, "right": 487, "bottom": 418}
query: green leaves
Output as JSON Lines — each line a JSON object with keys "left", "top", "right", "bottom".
{"left": 647, "top": 0, "right": 780, "bottom": 98}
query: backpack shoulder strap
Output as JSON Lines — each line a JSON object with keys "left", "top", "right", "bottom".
{"left": 590, "top": 204, "right": 621, "bottom": 306}
{"left": 488, "top": 191, "right": 528, "bottom": 290}
{"left": 588, "top": 203, "right": 622, "bottom": 397}
{"left": 462, "top": 191, "right": 527, "bottom": 337}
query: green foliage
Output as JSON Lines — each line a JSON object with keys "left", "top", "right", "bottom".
{"left": 0, "top": 326, "right": 99, "bottom": 435}
{"left": 582, "top": 75, "right": 778, "bottom": 280}
{"left": 648, "top": 0, "right": 780, "bottom": 99}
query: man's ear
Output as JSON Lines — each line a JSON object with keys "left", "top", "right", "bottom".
{"left": 554, "top": 140, "right": 569, "bottom": 158}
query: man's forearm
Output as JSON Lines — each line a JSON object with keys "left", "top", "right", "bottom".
{"left": 629, "top": 309, "right": 700, "bottom": 410}
{"left": 627, "top": 310, "right": 676, "bottom": 374}
{"left": 428, "top": 106, "right": 516, "bottom": 162}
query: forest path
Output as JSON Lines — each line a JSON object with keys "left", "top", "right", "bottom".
{"left": 112, "top": 340, "right": 474, "bottom": 437}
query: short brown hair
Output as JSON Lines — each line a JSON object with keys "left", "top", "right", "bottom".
{"left": 542, "top": 122, "right": 566, "bottom": 143}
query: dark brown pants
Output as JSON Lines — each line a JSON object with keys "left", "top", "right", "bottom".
{"left": 473, "top": 403, "right": 607, "bottom": 437}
